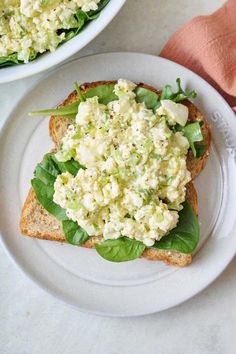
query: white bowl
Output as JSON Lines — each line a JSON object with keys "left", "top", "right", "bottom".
{"left": 0, "top": 0, "right": 126, "bottom": 84}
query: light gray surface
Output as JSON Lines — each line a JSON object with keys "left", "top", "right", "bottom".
{"left": 1, "top": 0, "right": 235, "bottom": 353}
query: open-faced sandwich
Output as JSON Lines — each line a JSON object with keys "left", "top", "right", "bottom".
{"left": 20, "top": 78, "right": 211, "bottom": 266}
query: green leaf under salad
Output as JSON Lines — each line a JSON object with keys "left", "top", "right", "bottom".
{"left": 29, "top": 78, "right": 197, "bottom": 120}
{"left": 74, "top": 82, "right": 85, "bottom": 102}
{"left": 62, "top": 220, "right": 89, "bottom": 245}
{"left": 195, "top": 143, "right": 207, "bottom": 158}
{"left": 95, "top": 237, "right": 146, "bottom": 262}
{"left": 182, "top": 122, "right": 204, "bottom": 157}
{"left": 161, "top": 78, "right": 197, "bottom": 102}
{"left": 29, "top": 83, "right": 117, "bottom": 117}
{"left": 31, "top": 178, "right": 68, "bottom": 221}
{"left": 32, "top": 153, "right": 83, "bottom": 220}
{"left": 51, "top": 154, "right": 85, "bottom": 176}
{"left": 153, "top": 202, "right": 199, "bottom": 254}
{"left": 29, "top": 100, "right": 81, "bottom": 117}
{"left": 85, "top": 83, "right": 117, "bottom": 104}
{"left": 134, "top": 86, "right": 161, "bottom": 111}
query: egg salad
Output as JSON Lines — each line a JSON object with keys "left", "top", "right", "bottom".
{"left": 0, "top": 0, "right": 102, "bottom": 64}
{"left": 53, "top": 79, "right": 191, "bottom": 247}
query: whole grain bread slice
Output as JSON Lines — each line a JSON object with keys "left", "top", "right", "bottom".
{"left": 49, "top": 80, "right": 211, "bottom": 179}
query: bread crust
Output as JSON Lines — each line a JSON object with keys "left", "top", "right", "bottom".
{"left": 20, "top": 80, "right": 210, "bottom": 267}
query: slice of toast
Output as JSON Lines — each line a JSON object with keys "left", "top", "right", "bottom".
{"left": 20, "top": 80, "right": 210, "bottom": 267}
{"left": 49, "top": 81, "right": 211, "bottom": 180}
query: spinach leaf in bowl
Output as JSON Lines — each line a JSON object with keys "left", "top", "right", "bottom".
{"left": 0, "top": 54, "right": 21, "bottom": 68}
{"left": 0, "top": 51, "right": 37, "bottom": 68}
{"left": 87, "top": 0, "right": 110, "bottom": 16}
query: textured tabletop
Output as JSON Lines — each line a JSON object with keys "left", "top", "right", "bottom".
{"left": 1, "top": 1, "right": 235, "bottom": 353}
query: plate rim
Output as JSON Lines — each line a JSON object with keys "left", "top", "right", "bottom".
{"left": 0, "top": 52, "right": 236, "bottom": 317}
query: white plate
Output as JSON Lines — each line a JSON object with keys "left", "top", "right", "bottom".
{"left": 0, "top": 53, "right": 236, "bottom": 317}
{"left": 0, "top": 0, "right": 125, "bottom": 83}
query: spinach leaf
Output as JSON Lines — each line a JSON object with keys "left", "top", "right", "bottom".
{"left": 75, "top": 9, "right": 89, "bottom": 26}
{"left": 34, "top": 153, "right": 81, "bottom": 182}
{"left": 62, "top": 10, "right": 89, "bottom": 42}
{"left": 29, "top": 101, "right": 80, "bottom": 117}
{"left": 0, "top": 54, "right": 21, "bottom": 68}
{"left": 62, "top": 1, "right": 109, "bottom": 43}
{"left": 32, "top": 153, "right": 83, "bottom": 219}
{"left": 182, "top": 122, "right": 203, "bottom": 157}
{"left": 84, "top": 84, "right": 117, "bottom": 104}
{"left": 29, "top": 84, "right": 117, "bottom": 117}
{"left": 31, "top": 178, "right": 68, "bottom": 220}
{"left": 34, "top": 153, "right": 60, "bottom": 185}
{"left": 62, "top": 220, "right": 89, "bottom": 245}
{"left": 74, "top": 82, "right": 85, "bottom": 102}
{"left": 195, "top": 143, "right": 207, "bottom": 158}
{"left": 32, "top": 152, "right": 90, "bottom": 243}
{"left": 34, "top": 164, "right": 57, "bottom": 186}
{"left": 134, "top": 86, "right": 161, "bottom": 111}
{"left": 134, "top": 78, "right": 197, "bottom": 112}
{"left": 51, "top": 154, "right": 84, "bottom": 176}
{"left": 0, "top": 50, "right": 37, "bottom": 68}
{"left": 153, "top": 202, "right": 199, "bottom": 254}
{"left": 161, "top": 78, "right": 197, "bottom": 102}
{"left": 95, "top": 237, "right": 146, "bottom": 262}
{"left": 87, "top": 0, "right": 110, "bottom": 16}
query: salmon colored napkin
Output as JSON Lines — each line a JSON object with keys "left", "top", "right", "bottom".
{"left": 160, "top": 0, "right": 236, "bottom": 112}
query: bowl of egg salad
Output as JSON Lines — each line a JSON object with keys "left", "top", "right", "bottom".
{"left": 0, "top": 0, "right": 126, "bottom": 82}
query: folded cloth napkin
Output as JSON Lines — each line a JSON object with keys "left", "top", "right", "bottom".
{"left": 160, "top": 0, "right": 236, "bottom": 112}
